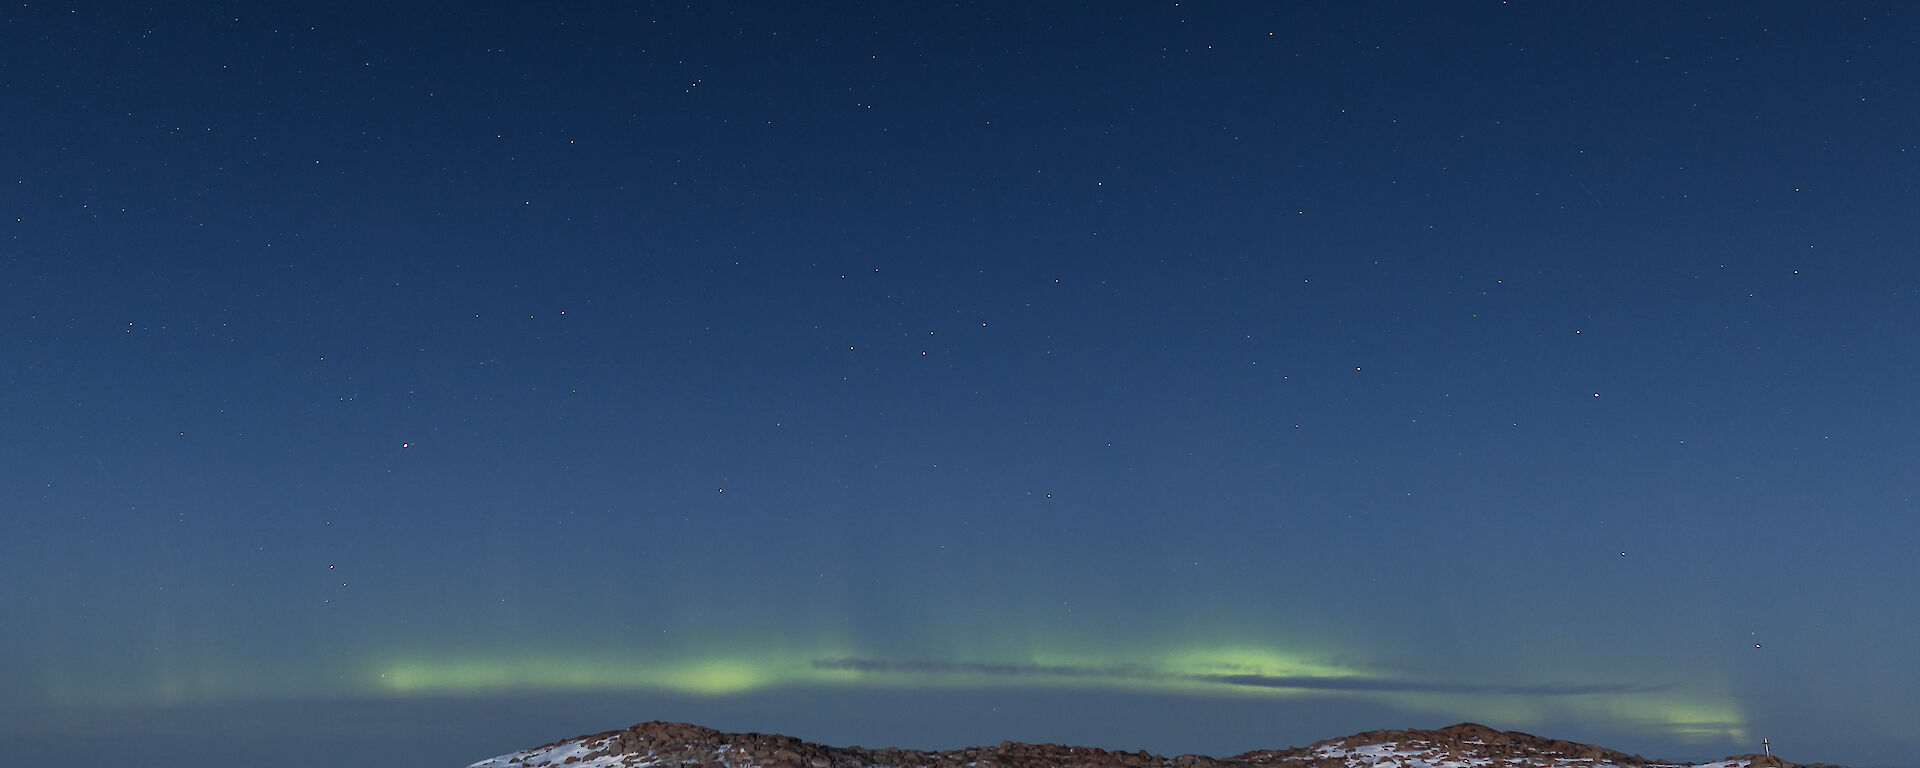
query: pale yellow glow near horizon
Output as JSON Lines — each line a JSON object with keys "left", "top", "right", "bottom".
{"left": 1582, "top": 695, "right": 1750, "bottom": 746}
{"left": 1389, "top": 689, "right": 1750, "bottom": 748}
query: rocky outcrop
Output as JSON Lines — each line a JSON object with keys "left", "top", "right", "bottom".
{"left": 469, "top": 720, "right": 1843, "bottom": 768}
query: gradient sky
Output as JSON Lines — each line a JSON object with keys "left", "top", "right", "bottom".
{"left": 4, "top": 3, "right": 1917, "bottom": 767}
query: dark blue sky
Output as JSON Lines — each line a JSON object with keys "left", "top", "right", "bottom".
{"left": 4, "top": 3, "right": 1916, "bottom": 767}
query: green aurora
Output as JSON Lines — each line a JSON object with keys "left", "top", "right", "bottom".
{"left": 35, "top": 638, "right": 1745, "bottom": 747}
{"left": 367, "top": 645, "right": 1748, "bottom": 745}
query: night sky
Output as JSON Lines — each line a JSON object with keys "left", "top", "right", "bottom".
{"left": 4, "top": 3, "right": 1917, "bottom": 767}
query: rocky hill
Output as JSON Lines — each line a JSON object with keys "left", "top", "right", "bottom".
{"left": 467, "top": 721, "right": 1843, "bottom": 768}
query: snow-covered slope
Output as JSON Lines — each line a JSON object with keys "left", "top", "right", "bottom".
{"left": 468, "top": 721, "right": 1837, "bottom": 768}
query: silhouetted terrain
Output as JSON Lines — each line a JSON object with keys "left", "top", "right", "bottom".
{"left": 468, "top": 721, "right": 1843, "bottom": 768}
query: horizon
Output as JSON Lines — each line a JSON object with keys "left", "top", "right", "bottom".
{"left": 0, "top": 678, "right": 1879, "bottom": 766}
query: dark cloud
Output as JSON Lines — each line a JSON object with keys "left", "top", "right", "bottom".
{"left": 1188, "top": 674, "right": 1665, "bottom": 696}
{"left": 812, "top": 658, "right": 1155, "bottom": 680}
{"left": 812, "top": 658, "right": 1662, "bottom": 697}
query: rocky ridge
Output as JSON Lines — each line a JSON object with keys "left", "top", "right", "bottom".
{"left": 468, "top": 721, "right": 1843, "bottom": 768}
